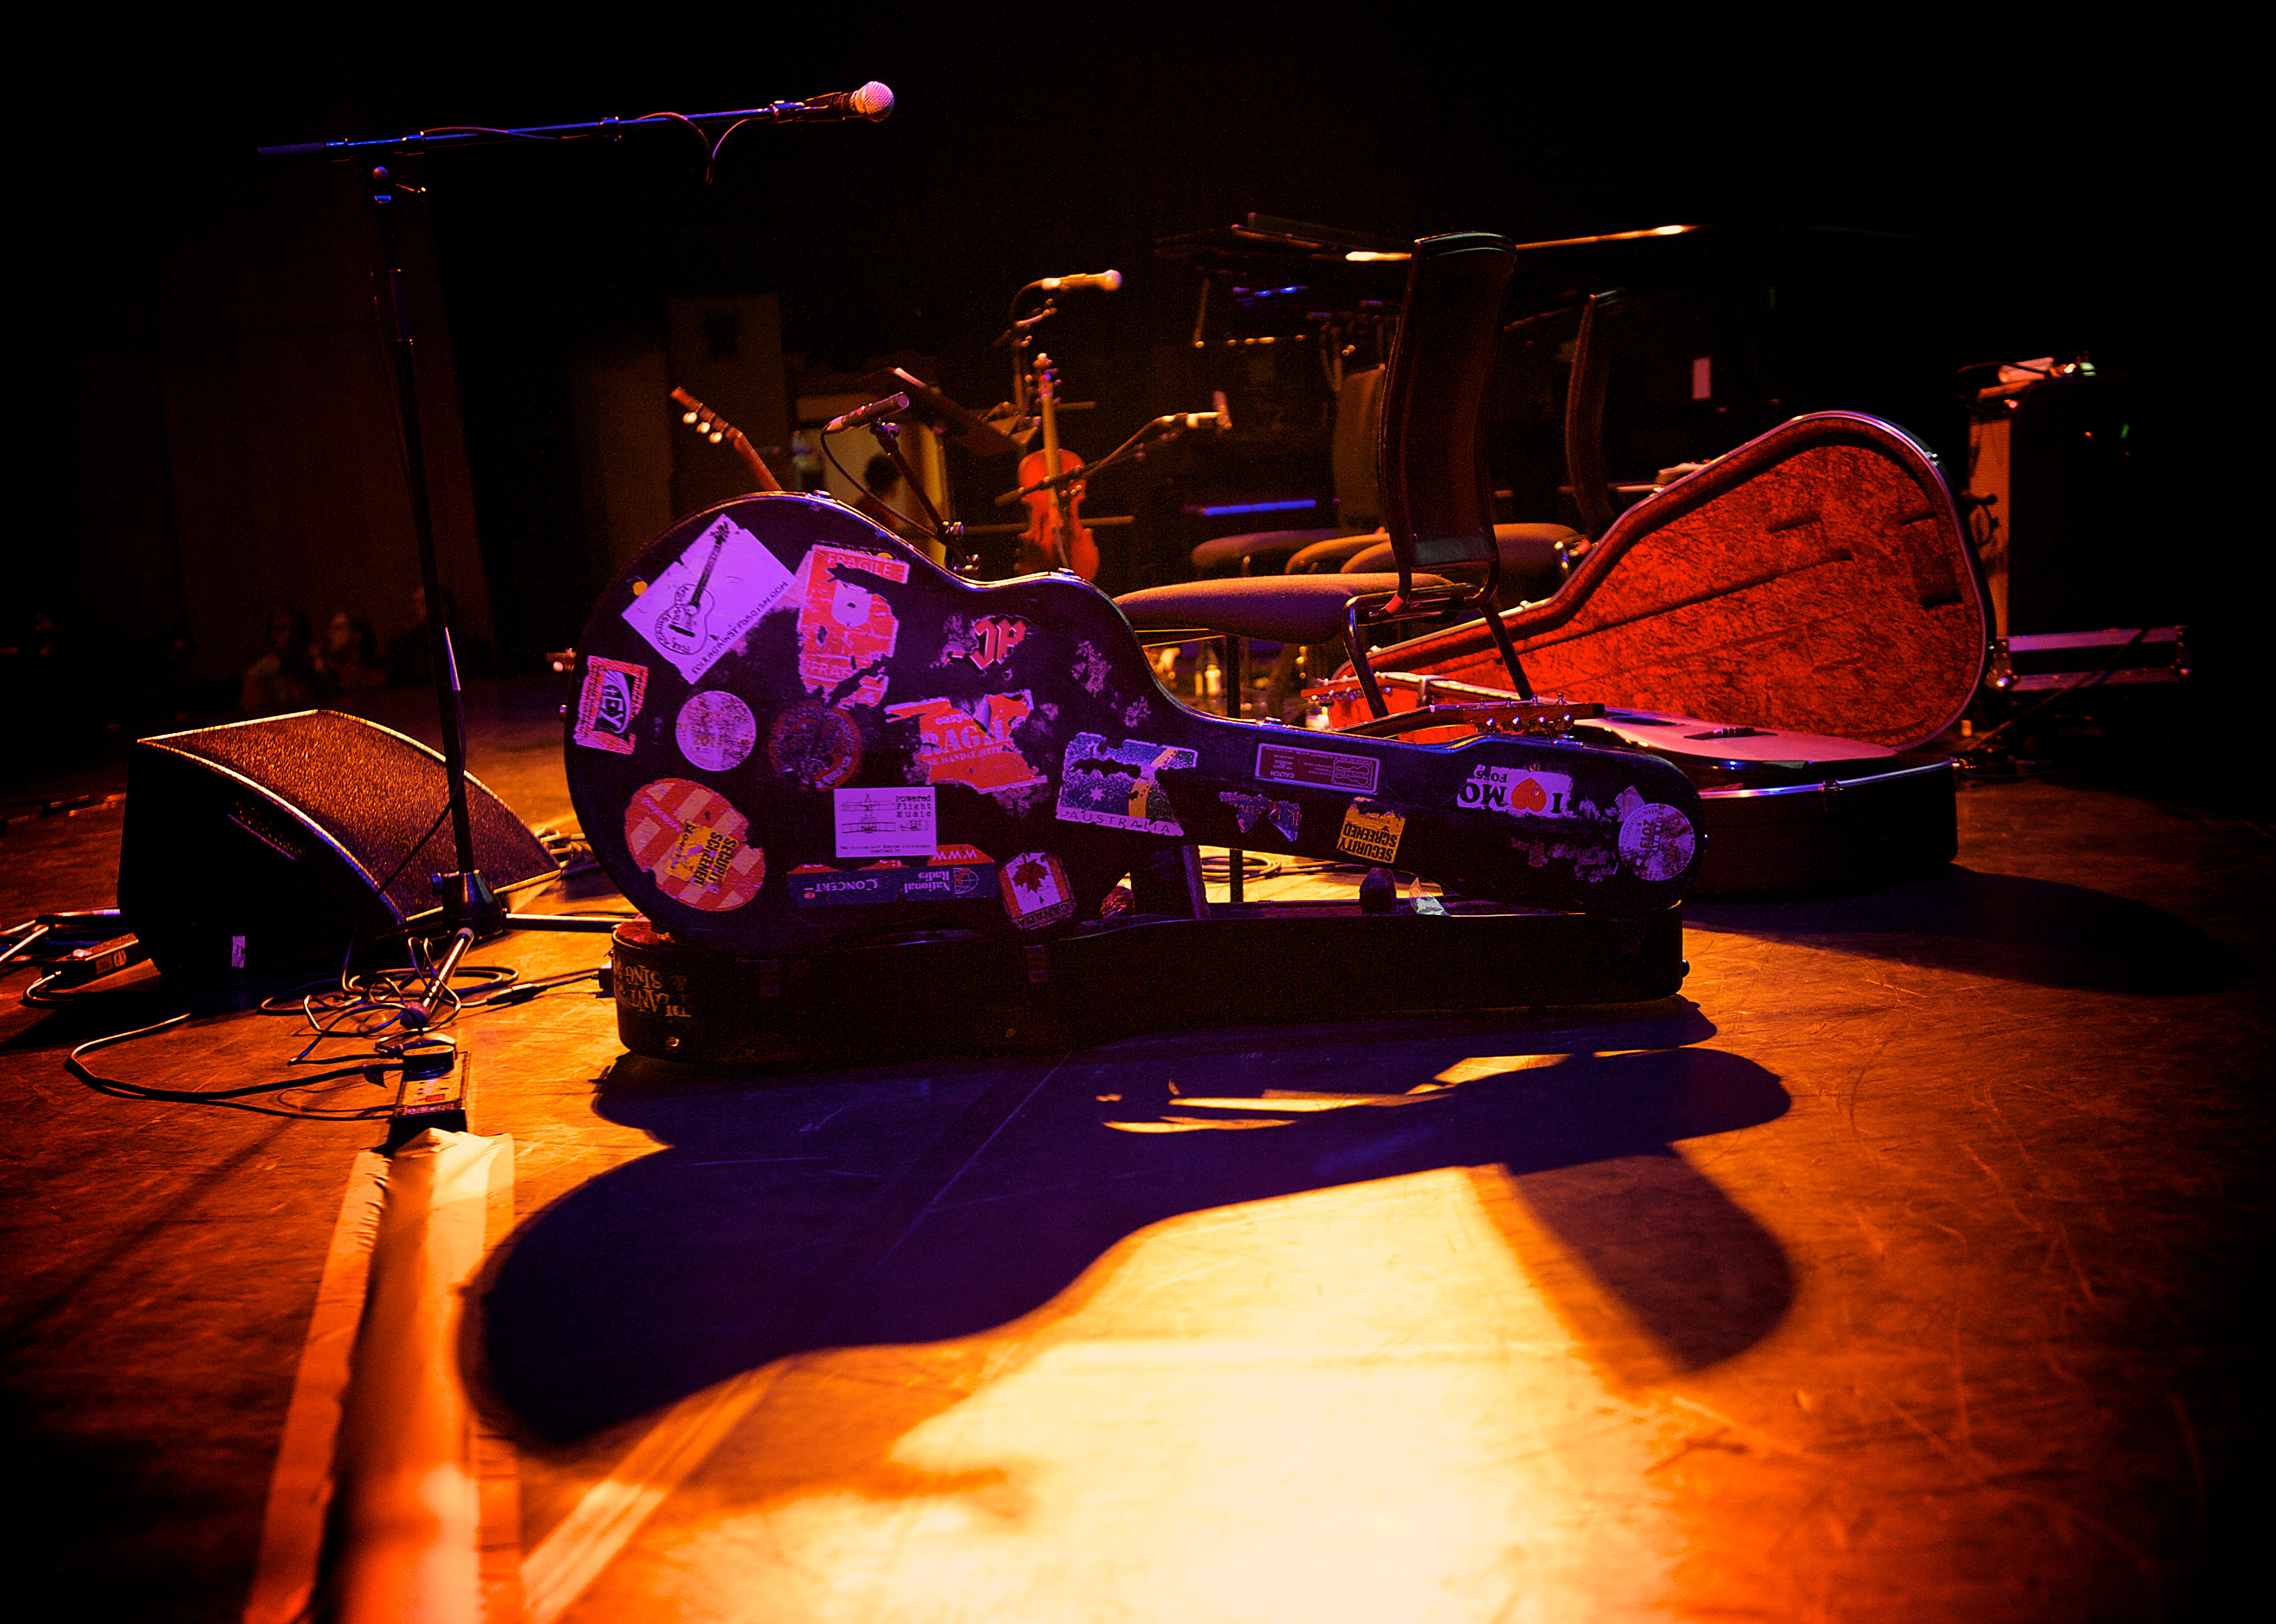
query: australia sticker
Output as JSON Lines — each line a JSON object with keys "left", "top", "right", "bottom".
{"left": 1057, "top": 733, "right": 1196, "bottom": 836}
{"left": 767, "top": 701, "right": 864, "bottom": 789}
{"left": 1619, "top": 802, "right": 1697, "bottom": 882}
{"left": 623, "top": 778, "right": 766, "bottom": 912}
{"left": 1337, "top": 801, "right": 1406, "bottom": 865}
{"left": 573, "top": 657, "right": 647, "bottom": 755}
{"left": 794, "top": 545, "right": 909, "bottom": 705}
{"left": 887, "top": 691, "right": 1046, "bottom": 796}
{"left": 1458, "top": 763, "right": 1575, "bottom": 817}
{"left": 1001, "top": 850, "right": 1076, "bottom": 931}
{"left": 622, "top": 513, "right": 796, "bottom": 684}
{"left": 675, "top": 690, "right": 757, "bottom": 772}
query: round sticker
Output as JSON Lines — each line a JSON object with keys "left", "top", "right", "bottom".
{"left": 676, "top": 690, "right": 757, "bottom": 772}
{"left": 623, "top": 778, "right": 766, "bottom": 911}
{"left": 768, "top": 701, "right": 864, "bottom": 789}
{"left": 1618, "top": 802, "right": 1697, "bottom": 883}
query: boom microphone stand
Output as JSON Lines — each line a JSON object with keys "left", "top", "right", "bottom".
{"left": 258, "top": 87, "right": 894, "bottom": 938}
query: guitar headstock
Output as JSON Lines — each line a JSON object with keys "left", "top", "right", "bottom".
{"left": 670, "top": 388, "right": 782, "bottom": 493}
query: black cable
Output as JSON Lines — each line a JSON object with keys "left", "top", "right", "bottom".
{"left": 818, "top": 426, "right": 928, "bottom": 535}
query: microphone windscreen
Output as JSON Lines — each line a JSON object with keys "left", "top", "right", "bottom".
{"left": 851, "top": 82, "right": 895, "bottom": 120}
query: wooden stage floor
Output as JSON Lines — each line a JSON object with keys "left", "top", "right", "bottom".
{"left": 4, "top": 679, "right": 2267, "bottom": 1622}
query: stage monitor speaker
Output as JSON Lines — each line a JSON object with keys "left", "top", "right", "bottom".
{"left": 119, "top": 710, "right": 558, "bottom": 977}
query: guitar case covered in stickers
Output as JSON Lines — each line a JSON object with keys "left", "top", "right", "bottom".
{"left": 566, "top": 492, "right": 1705, "bottom": 958}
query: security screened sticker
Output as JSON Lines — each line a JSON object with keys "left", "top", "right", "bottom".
{"left": 573, "top": 657, "right": 647, "bottom": 754}
{"left": 623, "top": 778, "right": 766, "bottom": 912}
{"left": 1337, "top": 802, "right": 1405, "bottom": 865}
{"left": 624, "top": 513, "right": 796, "bottom": 684}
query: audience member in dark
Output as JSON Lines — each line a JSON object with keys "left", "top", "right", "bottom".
{"left": 315, "top": 611, "right": 388, "bottom": 695}
{"left": 137, "top": 624, "right": 230, "bottom": 734}
{"left": 385, "top": 585, "right": 489, "bottom": 688}
{"left": 241, "top": 606, "right": 320, "bottom": 716}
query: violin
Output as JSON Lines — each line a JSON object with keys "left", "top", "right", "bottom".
{"left": 1016, "top": 354, "right": 1098, "bottom": 580}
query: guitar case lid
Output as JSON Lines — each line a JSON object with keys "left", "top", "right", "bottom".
{"left": 1370, "top": 413, "right": 1989, "bottom": 750}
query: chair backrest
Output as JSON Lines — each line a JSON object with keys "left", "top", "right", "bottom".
{"left": 1377, "top": 232, "right": 1518, "bottom": 588}
{"left": 1329, "top": 365, "right": 1387, "bottom": 533}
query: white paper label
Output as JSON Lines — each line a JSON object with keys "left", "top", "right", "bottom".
{"left": 833, "top": 785, "right": 938, "bottom": 858}
{"left": 623, "top": 514, "right": 796, "bottom": 684}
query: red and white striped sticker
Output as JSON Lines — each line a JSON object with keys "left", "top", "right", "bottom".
{"left": 623, "top": 778, "right": 766, "bottom": 911}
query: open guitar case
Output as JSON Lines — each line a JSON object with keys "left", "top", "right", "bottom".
{"left": 1322, "top": 409, "right": 1989, "bottom": 900}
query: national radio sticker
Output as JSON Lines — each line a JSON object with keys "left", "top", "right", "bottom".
{"left": 887, "top": 691, "right": 1047, "bottom": 796}
{"left": 833, "top": 784, "right": 937, "bottom": 858}
{"left": 573, "top": 657, "right": 647, "bottom": 754}
{"left": 767, "top": 701, "right": 863, "bottom": 789}
{"left": 1458, "top": 763, "right": 1575, "bottom": 818}
{"left": 675, "top": 690, "right": 757, "bottom": 772}
{"left": 794, "top": 545, "right": 909, "bottom": 706}
{"left": 790, "top": 843, "right": 999, "bottom": 909}
{"left": 623, "top": 778, "right": 766, "bottom": 912}
{"left": 1057, "top": 733, "right": 1196, "bottom": 836}
{"left": 1618, "top": 802, "right": 1697, "bottom": 882}
{"left": 1337, "top": 801, "right": 1406, "bottom": 864}
{"left": 623, "top": 513, "right": 795, "bottom": 684}
{"left": 1001, "top": 850, "right": 1076, "bottom": 931}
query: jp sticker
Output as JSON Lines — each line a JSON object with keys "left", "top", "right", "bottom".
{"left": 675, "top": 690, "right": 757, "bottom": 772}
{"left": 794, "top": 545, "right": 908, "bottom": 705}
{"left": 623, "top": 513, "right": 796, "bottom": 684}
{"left": 939, "top": 614, "right": 1028, "bottom": 671}
{"left": 1338, "top": 802, "right": 1405, "bottom": 865}
{"left": 1057, "top": 733, "right": 1196, "bottom": 836}
{"left": 1619, "top": 802, "right": 1697, "bottom": 882}
{"left": 833, "top": 785, "right": 937, "bottom": 858}
{"left": 1001, "top": 850, "right": 1076, "bottom": 931}
{"left": 623, "top": 779, "right": 766, "bottom": 912}
{"left": 1458, "top": 763, "right": 1575, "bottom": 818}
{"left": 1219, "top": 790, "right": 1301, "bottom": 841}
{"left": 573, "top": 657, "right": 646, "bottom": 755}
{"left": 768, "top": 702, "right": 863, "bottom": 789}
{"left": 887, "top": 691, "right": 1046, "bottom": 796}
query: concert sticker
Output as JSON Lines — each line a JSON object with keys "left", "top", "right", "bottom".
{"left": 623, "top": 513, "right": 796, "bottom": 684}
{"left": 794, "top": 545, "right": 909, "bottom": 705}
{"left": 675, "top": 690, "right": 757, "bottom": 772}
{"left": 790, "top": 843, "right": 999, "bottom": 909}
{"left": 1057, "top": 733, "right": 1196, "bottom": 837}
{"left": 1000, "top": 850, "right": 1076, "bottom": 931}
{"left": 1457, "top": 763, "right": 1576, "bottom": 818}
{"left": 1337, "top": 802, "right": 1406, "bottom": 865}
{"left": 1256, "top": 741, "right": 1378, "bottom": 795}
{"left": 767, "top": 701, "right": 864, "bottom": 789}
{"left": 1618, "top": 802, "right": 1697, "bottom": 882}
{"left": 887, "top": 691, "right": 1047, "bottom": 796}
{"left": 622, "top": 778, "right": 766, "bottom": 912}
{"left": 572, "top": 657, "right": 647, "bottom": 755}
{"left": 833, "top": 785, "right": 937, "bottom": 858}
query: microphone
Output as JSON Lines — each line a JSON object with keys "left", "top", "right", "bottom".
{"left": 1034, "top": 270, "right": 1123, "bottom": 293}
{"left": 783, "top": 82, "right": 895, "bottom": 122}
{"left": 824, "top": 392, "right": 910, "bottom": 433}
